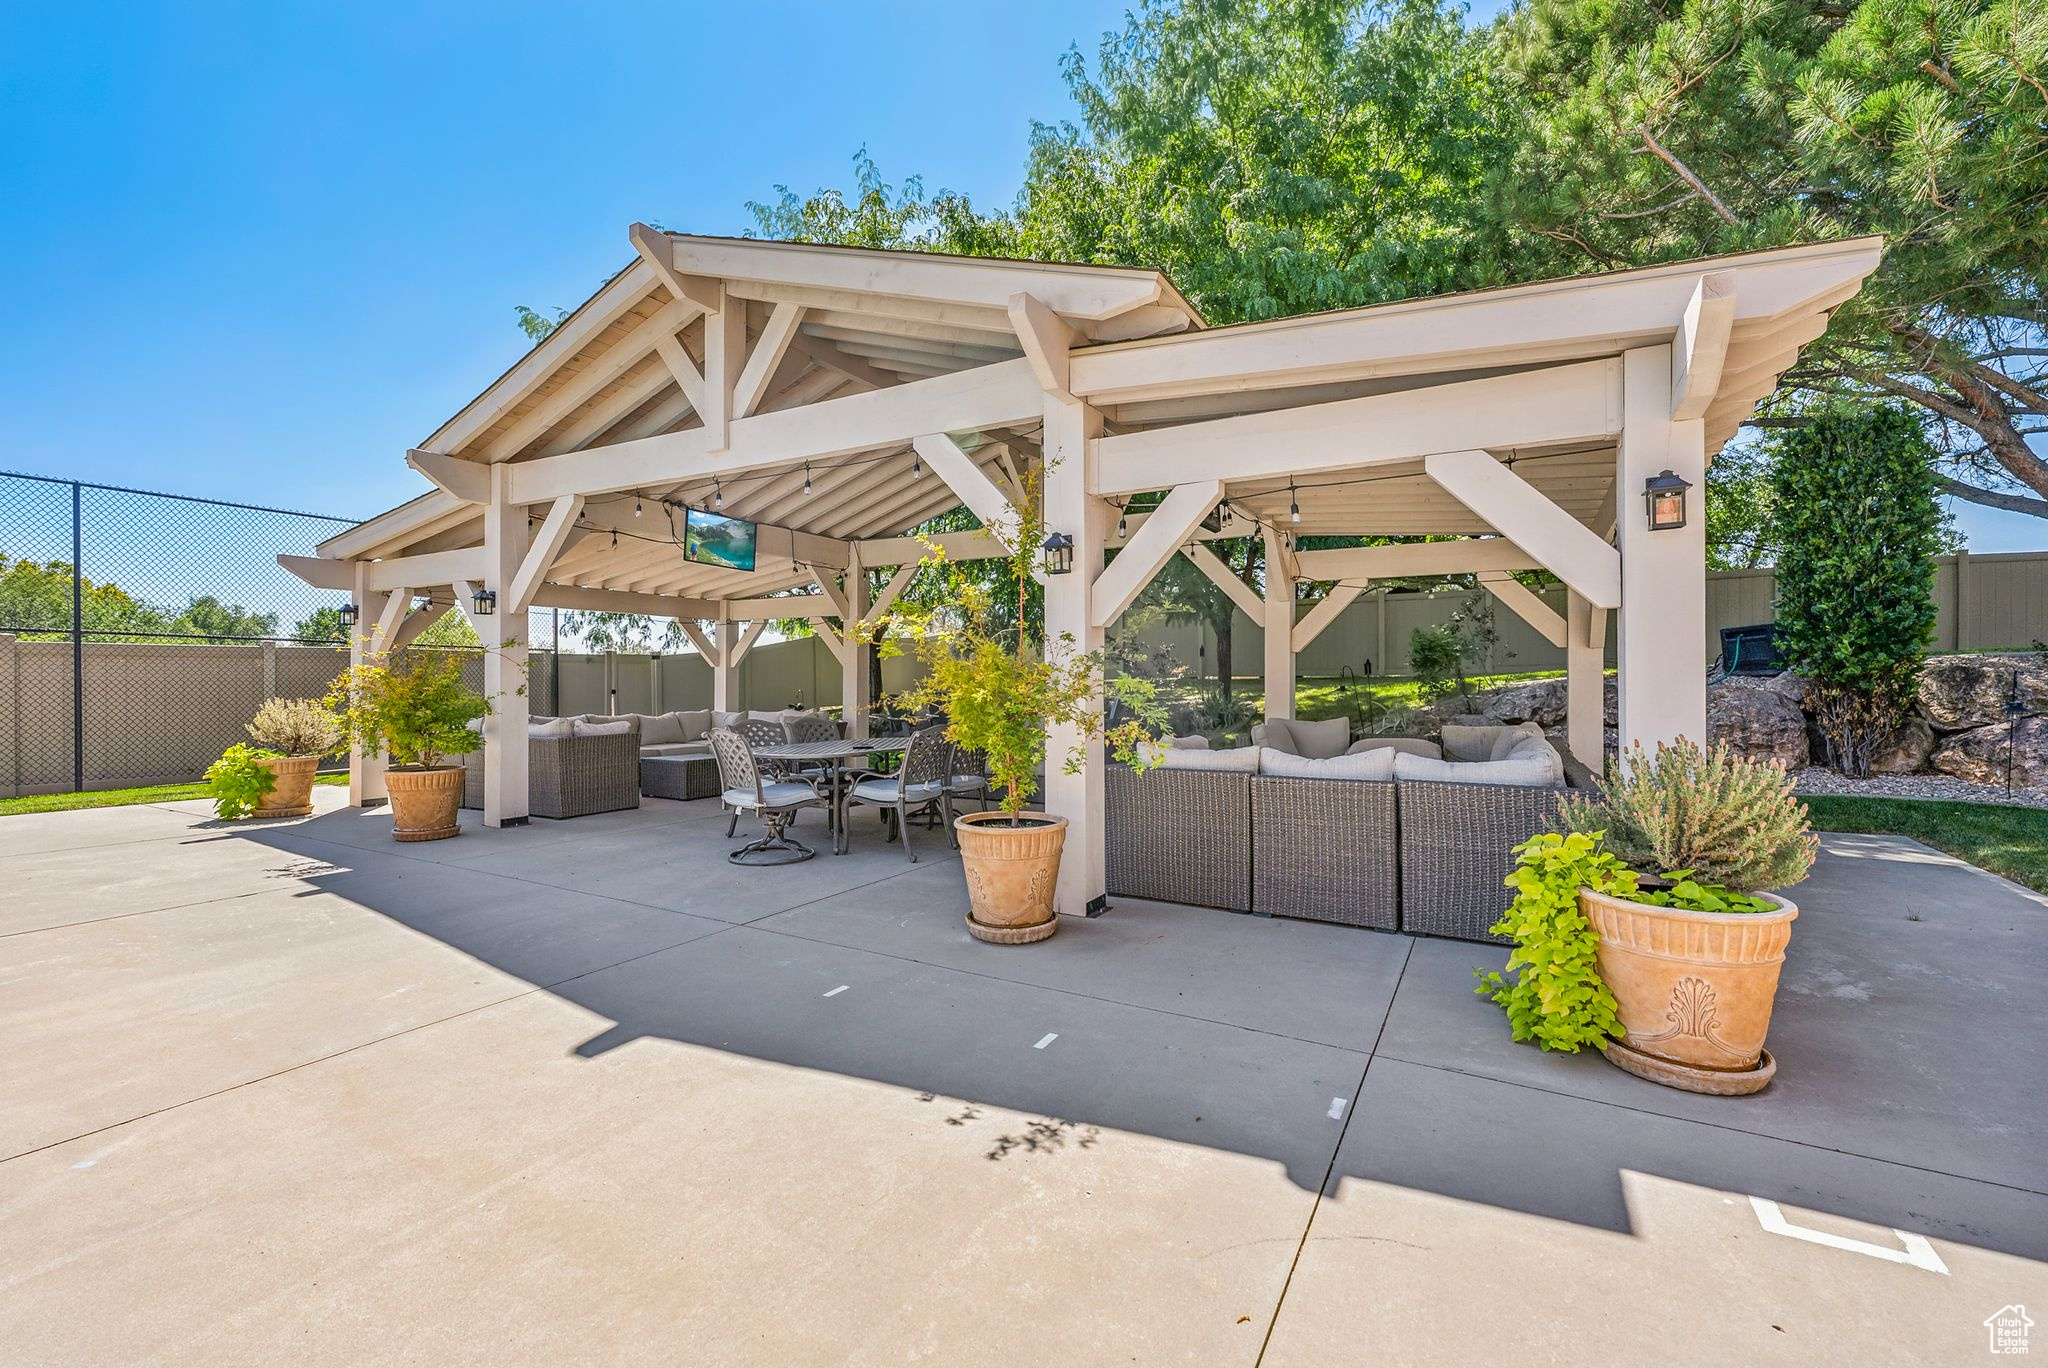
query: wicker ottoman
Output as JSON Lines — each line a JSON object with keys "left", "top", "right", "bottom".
{"left": 640, "top": 754, "right": 722, "bottom": 801}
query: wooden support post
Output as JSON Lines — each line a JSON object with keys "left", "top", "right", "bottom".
{"left": 1262, "top": 526, "right": 1296, "bottom": 721}
{"left": 1566, "top": 590, "right": 1605, "bottom": 770}
{"left": 1616, "top": 344, "right": 1707, "bottom": 757}
{"left": 348, "top": 560, "right": 390, "bottom": 808}
{"left": 841, "top": 546, "right": 871, "bottom": 739}
{"left": 1040, "top": 393, "right": 1108, "bottom": 917}
{"left": 709, "top": 622, "right": 739, "bottom": 712}
{"left": 481, "top": 465, "right": 531, "bottom": 827}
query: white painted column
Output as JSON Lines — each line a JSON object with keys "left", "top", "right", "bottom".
{"left": 1565, "top": 590, "right": 1606, "bottom": 771}
{"left": 1616, "top": 344, "right": 1708, "bottom": 756}
{"left": 1262, "top": 526, "right": 1296, "bottom": 721}
{"left": 347, "top": 560, "right": 389, "bottom": 808}
{"left": 710, "top": 622, "right": 738, "bottom": 712}
{"left": 1041, "top": 393, "right": 1109, "bottom": 917}
{"left": 481, "top": 466, "right": 531, "bottom": 827}
{"left": 842, "top": 546, "right": 872, "bottom": 739}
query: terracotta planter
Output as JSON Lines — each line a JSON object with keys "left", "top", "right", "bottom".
{"left": 383, "top": 766, "right": 465, "bottom": 842}
{"left": 954, "top": 811, "right": 1067, "bottom": 945}
{"left": 1580, "top": 886, "right": 1799, "bottom": 1095}
{"left": 252, "top": 754, "right": 319, "bottom": 818}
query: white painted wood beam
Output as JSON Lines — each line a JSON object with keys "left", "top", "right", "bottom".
{"left": 808, "top": 572, "right": 851, "bottom": 621}
{"left": 676, "top": 620, "right": 720, "bottom": 662}
{"left": 733, "top": 303, "right": 805, "bottom": 419}
{"left": 373, "top": 589, "right": 410, "bottom": 645}
{"left": 1478, "top": 571, "right": 1568, "bottom": 648}
{"left": 507, "top": 495, "right": 584, "bottom": 613}
{"left": 364, "top": 547, "right": 487, "bottom": 594}
{"left": 1672, "top": 272, "right": 1737, "bottom": 422}
{"left": 813, "top": 620, "right": 844, "bottom": 652}
{"left": 277, "top": 554, "right": 353, "bottom": 591}
{"left": 729, "top": 619, "right": 768, "bottom": 667}
{"left": 1263, "top": 525, "right": 1297, "bottom": 720}
{"left": 911, "top": 432, "right": 1016, "bottom": 537}
{"left": 527, "top": 583, "right": 721, "bottom": 619}
{"left": 652, "top": 330, "right": 708, "bottom": 414}
{"left": 1423, "top": 450, "right": 1622, "bottom": 609}
{"left": 483, "top": 300, "right": 692, "bottom": 462}
{"left": 406, "top": 449, "right": 491, "bottom": 504}
{"left": 1292, "top": 582, "right": 1363, "bottom": 653}
{"left": 1088, "top": 480, "right": 1222, "bottom": 628}
{"left": 784, "top": 331, "right": 890, "bottom": 391}
{"left": 857, "top": 528, "right": 1010, "bottom": 565}
{"left": 866, "top": 562, "right": 920, "bottom": 623}
{"left": 1179, "top": 542, "right": 1267, "bottom": 625}
{"left": 702, "top": 287, "right": 746, "bottom": 450}
{"left": 722, "top": 593, "right": 831, "bottom": 620}
{"left": 508, "top": 357, "right": 1043, "bottom": 504}
{"left": 629, "top": 222, "right": 721, "bottom": 314}
{"left": 1093, "top": 360, "right": 1622, "bottom": 497}
{"left": 1008, "top": 291, "right": 1079, "bottom": 401}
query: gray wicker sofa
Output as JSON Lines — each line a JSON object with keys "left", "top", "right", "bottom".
{"left": 1106, "top": 725, "right": 1571, "bottom": 942}
{"left": 460, "top": 717, "right": 641, "bottom": 819}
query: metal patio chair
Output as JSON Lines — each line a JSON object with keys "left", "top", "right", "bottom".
{"left": 840, "top": 726, "right": 952, "bottom": 861}
{"left": 709, "top": 727, "right": 830, "bottom": 865}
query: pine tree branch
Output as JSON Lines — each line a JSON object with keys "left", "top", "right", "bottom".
{"left": 1637, "top": 127, "right": 1739, "bottom": 225}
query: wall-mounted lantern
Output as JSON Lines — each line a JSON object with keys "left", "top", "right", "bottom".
{"left": 471, "top": 587, "right": 498, "bottom": 617}
{"left": 1041, "top": 531, "right": 1075, "bottom": 576}
{"left": 1644, "top": 469, "right": 1692, "bottom": 531}
{"left": 337, "top": 601, "right": 359, "bottom": 630}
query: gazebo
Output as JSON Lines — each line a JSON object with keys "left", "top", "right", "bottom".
{"left": 283, "top": 227, "right": 1882, "bottom": 916}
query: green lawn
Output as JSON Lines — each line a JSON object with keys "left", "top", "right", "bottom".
{"left": 0, "top": 774, "right": 346, "bottom": 818}
{"left": 1803, "top": 795, "right": 2048, "bottom": 895}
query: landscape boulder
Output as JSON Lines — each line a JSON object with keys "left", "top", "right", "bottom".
{"left": 1706, "top": 676, "right": 1809, "bottom": 769}
{"left": 1929, "top": 717, "right": 2048, "bottom": 789}
{"left": 1916, "top": 654, "right": 2048, "bottom": 732}
{"left": 1871, "top": 714, "right": 1937, "bottom": 774}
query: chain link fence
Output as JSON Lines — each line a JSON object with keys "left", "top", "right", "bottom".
{"left": 1, "top": 470, "right": 559, "bottom": 797}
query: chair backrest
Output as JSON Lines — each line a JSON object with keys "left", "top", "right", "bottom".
{"left": 897, "top": 726, "right": 952, "bottom": 792}
{"left": 786, "top": 712, "right": 837, "bottom": 744}
{"left": 739, "top": 717, "right": 785, "bottom": 750}
{"left": 708, "top": 727, "right": 762, "bottom": 802}
{"left": 948, "top": 743, "right": 988, "bottom": 780}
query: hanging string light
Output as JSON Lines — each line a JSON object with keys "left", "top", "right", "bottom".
{"left": 610, "top": 528, "right": 618, "bottom": 549}
{"left": 634, "top": 493, "right": 643, "bottom": 517}
{"left": 802, "top": 464, "right": 813, "bottom": 496}
{"left": 713, "top": 479, "right": 724, "bottom": 508}
{"left": 1289, "top": 479, "right": 1301, "bottom": 524}
{"left": 1116, "top": 502, "right": 1128, "bottom": 539}
{"left": 912, "top": 451, "right": 922, "bottom": 479}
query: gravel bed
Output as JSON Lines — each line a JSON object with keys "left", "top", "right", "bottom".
{"left": 1792, "top": 767, "right": 2048, "bottom": 810}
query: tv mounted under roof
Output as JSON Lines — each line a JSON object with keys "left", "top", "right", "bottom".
{"left": 684, "top": 507, "right": 758, "bottom": 573}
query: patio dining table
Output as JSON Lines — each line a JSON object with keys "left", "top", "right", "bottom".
{"left": 750, "top": 738, "right": 909, "bottom": 847}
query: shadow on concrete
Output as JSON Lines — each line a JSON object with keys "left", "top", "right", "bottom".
{"left": 225, "top": 803, "right": 2048, "bottom": 1259}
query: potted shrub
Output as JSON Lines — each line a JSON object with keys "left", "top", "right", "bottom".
{"left": 326, "top": 651, "right": 490, "bottom": 841}
{"left": 1562, "top": 739, "right": 1819, "bottom": 1094}
{"left": 204, "top": 743, "right": 281, "bottom": 821}
{"left": 879, "top": 478, "right": 1162, "bottom": 943}
{"left": 241, "top": 697, "right": 342, "bottom": 817}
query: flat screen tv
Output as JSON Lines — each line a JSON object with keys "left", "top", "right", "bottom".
{"left": 684, "top": 507, "right": 759, "bottom": 572}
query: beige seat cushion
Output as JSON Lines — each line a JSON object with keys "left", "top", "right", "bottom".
{"left": 528, "top": 718, "right": 574, "bottom": 739}
{"left": 1251, "top": 716, "right": 1350, "bottom": 759}
{"left": 1440, "top": 722, "right": 1544, "bottom": 763}
{"left": 1394, "top": 735, "right": 1564, "bottom": 788}
{"left": 1346, "top": 736, "right": 1442, "bottom": 761}
{"left": 1258, "top": 747, "right": 1396, "bottom": 781}
{"left": 576, "top": 718, "right": 633, "bottom": 737}
{"left": 1158, "top": 745, "right": 1261, "bottom": 773}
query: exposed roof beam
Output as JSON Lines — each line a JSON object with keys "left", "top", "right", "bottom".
{"left": 507, "top": 495, "right": 584, "bottom": 612}
{"left": 1095, "top": 360, "right": 1622, "bottom": 497}
{"left": 1009, "top": 291, "right": 1079, "bottom": 402}
{"left": 405, "top": 449, "right": 490, "bottom": 504}
{"left": 481, "top": 300, "right": 694, "bottom": 462}
{"left": 278, "top": 554, "right": 353, "bottom": 591}
{"left": 701, "top": 286, "right": 746, "bottom": 449}
{"left": 1292, "top": 538, "right": 1540, "bottom": 582}
{"left": 653, "top": 329, "right": 708, "bottom": 413}
{"left": 363, "top": 547, "right": 487, "bottom": 594}
{"left": 786, "top": 331, "right": 891, "bottom": 390}
{"left": 507, "top": 354, "right": 1043, "bottom": 506}
{"left": 857, "top": 527, "right": 1010, "bottom": 565}
{"left": 529, "top": 583, "right": 721, "bottom": 619}
{"left": 734, "top": 303, "right": 806, "bottom": 419}
{"left": 1179, "top": 542, "right": 1267, "bottom": 625}
{"left": 1424, "top": 450, "right": 1621, "bottom": 608}
{"left": 1478, "top": 571, "right": 1568, "bottom": 648}
{"left": 629, "top": 222, "right": 721, "bottom": 314}
{"left": 1293, "top": 582, "right": 1363, "bottom": 653}
{"left": 1089, "top": 480, "right": 1222, "bottom": 628}
{"left": 1672, "top": 272, "right": 1737, "bottom": 422}
{"left": 865, "top": 562, "right": 920, "bottom": 623}
{"left": 912, "top": 432, "right": 1015, "bottom": 535}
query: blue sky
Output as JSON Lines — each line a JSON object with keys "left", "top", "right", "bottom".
{"left": 3, "top": 0, "right": 2038, "bottom": 551}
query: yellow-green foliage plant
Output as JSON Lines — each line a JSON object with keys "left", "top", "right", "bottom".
{"left": 204, "top": 743, "right": 277, "bottom": 820}
{"left": 325, "top": 651, "right": 490, "bottom": 770}
{"left": 1475, "top": 831, "right": 1633, "bottom": 1052}
{"left": 875, "top": 469, "right": 1166, "bottom": 820}
{"left": 1561, "top": 739, "right": 1818, "bottom": 895}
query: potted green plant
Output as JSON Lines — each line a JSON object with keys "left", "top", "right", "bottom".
{"left": 878, "top": 476, "right": 1163, "bottom": 943}
{"left": 204, "top": 743, "right": 280, "bottom": 821}
{"left": 326, "top": 651, "right": 490, "bottom": 841}
{"left": 1564, "top": 739, "right": 1818, "bottom": 1094}
{"left": 240, "top": 697, "right": 342, "bottom": 817}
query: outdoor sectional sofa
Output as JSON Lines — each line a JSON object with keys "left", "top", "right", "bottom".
{"left": 1106, "top": 722, "right": 1580, "bottom": 943}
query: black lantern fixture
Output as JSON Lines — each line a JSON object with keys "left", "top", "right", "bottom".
{"left": 471, "top": 586, "right": 498, "bottom": 617}
{"left": 1042, "top": 531, "right": 1075, "bottom": 576}
{"left": 1643, "top": 469, "right": 1692, "bottom": 531}
{"left": 337, "top": 601, "right": 359, "bottom": 630}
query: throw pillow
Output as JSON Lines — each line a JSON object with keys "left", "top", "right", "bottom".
{"left": 1254, "top": 716, "right": 1348, "bottom": 759}
{"left": 1489, "top": 722, "right": 1546, "bottom": 762}
{"left": 672, "top": 709, "right": 712, "bottom": 741}
{"left": 638, "top": 712, "right": 688, "bottom": 746}
{"left": 711, "top": 710, "right": 744, "bottom": 732}
{"left": 576, "top": 719, "right": 633, "bottom": 737}
{"left": 1438, "top": 724, "right": 1501, "bottom": 763}
{"left": 1346, "top": 736, "right": 1442, "bottom": 760}
{"left": 1168, "top": 734, "right": 1211, "bottom": 749}
{"left": 1157, "top": 745, "right": 1261, "bottom": 773}
{"left": 1258, "top": 747, "right": 1396, "bottom": 781}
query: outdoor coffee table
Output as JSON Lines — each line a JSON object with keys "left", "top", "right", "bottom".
{"left": 751, "top": 738, "right": 909, "bottom": 850}
{"left": 639, "top": 753, "right": 722, "bottom": 801}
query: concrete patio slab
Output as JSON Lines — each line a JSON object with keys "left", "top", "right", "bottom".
{"left": 1374, "top": 834, "right": 2048, "bottom": 1193}
{"left": 1265, "top": 1058, "right": 2048, "bottom": 1366}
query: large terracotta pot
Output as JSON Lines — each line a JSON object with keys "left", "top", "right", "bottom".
{"left": 252, "top": 754, "right": 319, "bottom": 818}
{"left": 383, "top": 766, "right": 465, "bottom": 842}
{"left": 954, "top": 811, "right": 1067, "bottom": 945}
{"left": 1580, "top": 886, "right": 1799, "bottom": 1095}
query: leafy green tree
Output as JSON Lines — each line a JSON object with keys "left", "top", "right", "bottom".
{"left": 0, "top": 555, "right": 172, "bottom": 638}
{"left": 1486, "top": 0, "right": 2048, "bottom": 520}
{"left": 292, "top": 605, "right": 350, "bottom": 642}
{"left": 167, "top": 595, "right": 278, "bottom": 642}
{"left": 1769, "top": 405, "right": 1943, "bottom": 776}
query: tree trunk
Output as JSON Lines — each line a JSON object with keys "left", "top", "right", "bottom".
{"left": 1214, "top": 613, "right": 1234, "bottom": 700}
